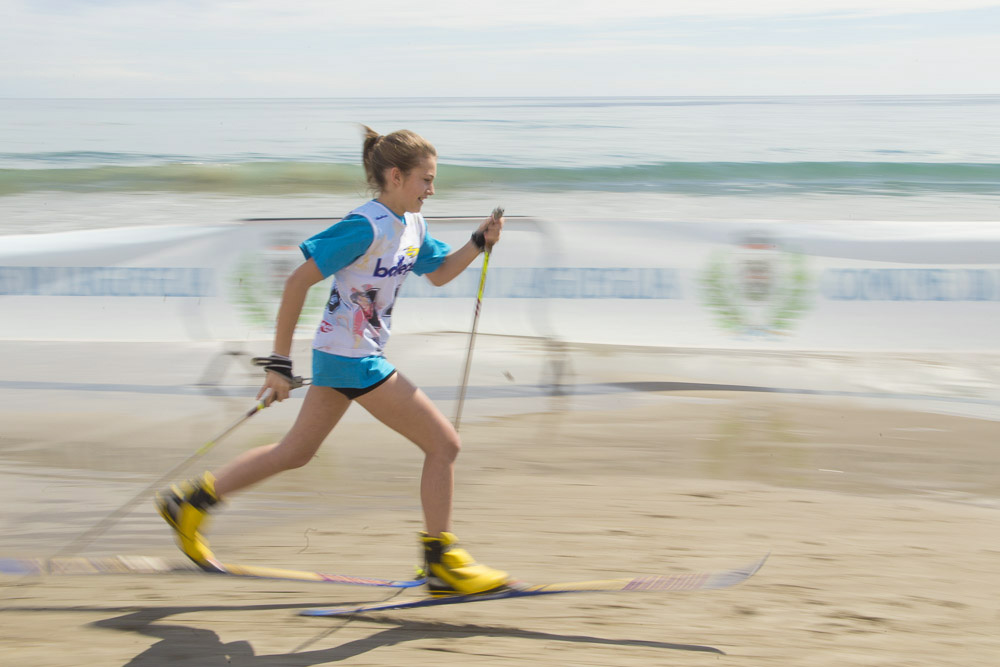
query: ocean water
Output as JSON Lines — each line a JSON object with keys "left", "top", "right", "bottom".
{"left": 2, "top": 96, "right": 1000, "bottom": 235}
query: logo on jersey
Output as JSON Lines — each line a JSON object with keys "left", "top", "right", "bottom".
{"left": 373, "top": 254, "right": 417, "bottom": 278}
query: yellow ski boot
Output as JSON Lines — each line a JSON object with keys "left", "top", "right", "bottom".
{"left": 420, "top": 532, "right": 508, "bottom": 596}
{"left": 155, "top": 472, "right": 221, "bottom": 570}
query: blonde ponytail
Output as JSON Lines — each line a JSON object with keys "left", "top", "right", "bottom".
{"left": 360, "top": 125, "right": 437, "bottom": 193}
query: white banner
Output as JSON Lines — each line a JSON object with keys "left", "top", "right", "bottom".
{"left": 2, "top": 218, "right": 998, "bottom": 351}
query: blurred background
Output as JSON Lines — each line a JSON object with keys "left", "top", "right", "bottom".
{"left": 2, "top": 95, "right": 999, "bottom": 550}
{"left": 3, "top": 4, "right": 1000, "bottom": 661}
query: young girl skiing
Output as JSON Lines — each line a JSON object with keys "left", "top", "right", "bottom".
{"left": 157, "top": 126, "right": 508, "bottom": 596}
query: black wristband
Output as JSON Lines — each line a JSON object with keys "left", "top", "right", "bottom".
{"left": 471, "top": 230, "right": 486, "bottom": 251}
{"left": 252, "top": 354, "right": 301, "bottom": 387}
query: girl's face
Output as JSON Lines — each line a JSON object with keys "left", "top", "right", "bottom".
{"left": 383, "top": 156, "right": 436, "bottom": 214}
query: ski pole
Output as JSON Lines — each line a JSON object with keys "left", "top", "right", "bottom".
{"left": 50, "top": 369, "right": 306, "bottom": 559}
{"left": 454, "top": 206, "right": 502, "bottom": 431}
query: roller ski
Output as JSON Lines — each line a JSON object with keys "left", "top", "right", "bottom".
{"left": 301, "top": 554, "right": 768, "bottom": 616}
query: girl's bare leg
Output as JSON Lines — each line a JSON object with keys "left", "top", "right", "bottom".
{"left": 355, "top": 373, "right": 460, "bottom": 536}
{"left": 213, "top": 385, "right": 352, "bottom": 497}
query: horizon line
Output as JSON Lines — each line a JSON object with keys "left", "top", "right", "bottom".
{"left": 3, "top": 93, "right": 1000, "bottom": 101}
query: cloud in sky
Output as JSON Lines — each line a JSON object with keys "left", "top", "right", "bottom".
{"left": 2, "top": 0, "right": 999, "bottom": 97}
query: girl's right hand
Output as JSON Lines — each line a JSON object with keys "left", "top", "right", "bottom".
{"left": 476, "top": 206, "right": 504, "bottom": 250}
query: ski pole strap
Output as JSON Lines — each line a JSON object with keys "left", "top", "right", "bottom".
{"left": 252, "top": 354, "right": 307, "bottom": 389}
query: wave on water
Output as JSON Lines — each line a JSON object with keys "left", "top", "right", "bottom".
{"left": 1, "top": 160, "right": 999, "bottom": 197}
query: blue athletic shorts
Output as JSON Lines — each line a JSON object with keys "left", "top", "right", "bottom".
{"left": 312, "top": 350, "right": 397, "bottom": 398}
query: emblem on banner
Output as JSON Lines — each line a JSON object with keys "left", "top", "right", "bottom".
{"left": 229, "top": 232, "right": 329, "bottom": 330}
{"left": 699, "top": 233, "right": 811, "bottom": 337}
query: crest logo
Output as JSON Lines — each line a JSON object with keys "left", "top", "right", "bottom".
{"left": 229, "top": 232, "right": 329, "bottom": 331}
{"left": 700, "top": 233, "right": 811, "bottom": 337}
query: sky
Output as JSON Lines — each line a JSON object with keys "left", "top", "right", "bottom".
{"left": 1, "top": 0, "right": 999, "bottom": 97}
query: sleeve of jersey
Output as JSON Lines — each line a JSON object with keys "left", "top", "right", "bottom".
{"left": 412, "top": 233, "right": 452, "bottom": 276}
{"left": 299, "top": 215, "right": 374, "bottom": 278}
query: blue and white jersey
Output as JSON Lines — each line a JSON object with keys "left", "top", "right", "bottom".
{"left": 300, "top": 200, "right": 450, "bottom": 358}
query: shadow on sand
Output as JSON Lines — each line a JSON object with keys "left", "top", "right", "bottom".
{"left": 11, "top": 601, "right": 724, "bottom": 665}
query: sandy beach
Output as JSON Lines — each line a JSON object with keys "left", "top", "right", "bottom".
{"left": 1, "top": 337, "right": 998, "bottom": 666}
